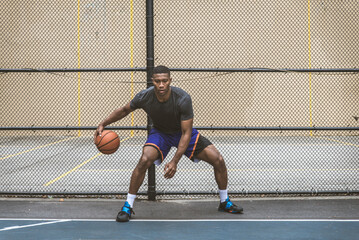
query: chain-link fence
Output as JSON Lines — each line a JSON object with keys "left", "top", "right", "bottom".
{"left": 1, "top": 0, "right": 358, "bottom": 197}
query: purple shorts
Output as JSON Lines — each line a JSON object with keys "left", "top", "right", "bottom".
{"left": 144, "top": 128, "right": 206, "bottom": 165}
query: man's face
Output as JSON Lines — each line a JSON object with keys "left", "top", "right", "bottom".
{"left": 152, "top": 73, "right": 172, "bottom": 98}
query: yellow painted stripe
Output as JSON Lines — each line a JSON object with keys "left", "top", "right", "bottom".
{"left": 77, "top": 169, "right": 133, "bottom": 172}
{"left": 77, "top": 0, "right": 82, "bottom": 137}
{"left": 308, "top": 0, "right": 312, "bottom": 69}
{"left": 44, "top": 136, "right": 133, "bottom": 186}
{"left": 130, "top": 0, "right": 135, "bottom": 137}
{"left": 308, "top": 0, "right": 313, "bottom": 136}
{"left": 0, "top": 137, "right": 77, "bottom": 161}
{"left": 316, "top": 136, "right": 359, "bottom": 148}
{"left": 44, "top": 152, "right": 102, "bottom": 186}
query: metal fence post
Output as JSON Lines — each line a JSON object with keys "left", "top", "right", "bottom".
{"left": 146, "top": 0, "right": 156, "bottom": 201}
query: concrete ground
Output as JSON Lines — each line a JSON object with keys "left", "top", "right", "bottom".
{"left": 1, "top": 196, "right": 358, "bottom": 220}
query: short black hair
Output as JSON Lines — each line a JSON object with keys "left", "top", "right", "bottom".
{"left": 152, "top": 65, "right": 170, "bottom": 77}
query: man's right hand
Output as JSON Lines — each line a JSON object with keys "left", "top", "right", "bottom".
{"left": 93, "top": 102, "right": 133, "bottom": 143}
{"left": 94, "top": 124, "right": 104, "bottom": 142}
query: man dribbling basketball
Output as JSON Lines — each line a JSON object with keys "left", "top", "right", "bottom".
{"left": 95, "top": 65, "right": 243, "bottom": 222}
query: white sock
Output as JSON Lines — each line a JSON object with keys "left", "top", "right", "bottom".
{"left": 126, "top": 193, "right": 136, "bottom": 208}
{"left": 219, "top": 189, "right": 228, "bottom": 203}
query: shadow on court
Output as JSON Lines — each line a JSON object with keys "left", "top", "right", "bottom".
{"left": 0, "top": 196, "right": 358, "bottom": 239}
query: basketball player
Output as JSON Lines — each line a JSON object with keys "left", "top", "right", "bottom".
{"left": 95, "top": 65, "right": 243, "bottom": 222}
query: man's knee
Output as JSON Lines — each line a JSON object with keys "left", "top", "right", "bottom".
{"left": 207, "top": 148, "right": 226, "bottom": 169}
{"left": 136, "top": 147, "right": 159, "bottom": 171}
{"left": 214, "top": 154, "right": 226, "bottom": 169}
{"left": 136, "top": 155, "right": 154, "bottom": 171}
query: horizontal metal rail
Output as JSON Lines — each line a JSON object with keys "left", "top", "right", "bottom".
{"left": 170, "top": 68, "right": 359, "bottom": 73}
{"left": 0, "top": 68, "right": 147, "bottom": 73}
{"left": 1, "top": 126, "right": 359, "bottom": 131}
{"left": 155, "top": 190, "right": 359, "bottom": 195}
{"left": 1, "top": 68, "right": 359, "bottom": 73}
{"left": 0, "top": 126, "right": 148, "bottom": 131}
{"left": 0, "top": 192, "right": 147, "bottom": 196}
{"left": 0, "top": 189, "right": 357, "bottom": 196}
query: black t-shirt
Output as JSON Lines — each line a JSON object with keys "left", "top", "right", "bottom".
{"left": 130, "top": 86, "right": 194, "bottom": 133}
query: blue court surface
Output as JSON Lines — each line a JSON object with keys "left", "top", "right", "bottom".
{"left": 1, "top": 197, "right": 358, "bottom": 240}
{"left": 0, "top": 219, "right": 358, "bottom": 240}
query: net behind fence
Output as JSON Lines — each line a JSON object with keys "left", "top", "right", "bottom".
{"left": 1, "top": 0, "right": 358, "bottom": 197}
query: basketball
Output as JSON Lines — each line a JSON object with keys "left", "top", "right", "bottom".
{"left": 95, "top": 130, "right": 120, "bottom": 154}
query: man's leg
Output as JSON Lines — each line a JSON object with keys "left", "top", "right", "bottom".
{"left": 116, "top": 146, "right": 159, "bottom": 222}
{"left": 195, "top": 144, "right": 228, "bottom": 190}
{"left": 129, "top": 146, "right": 159, "bottom": 195}
{"left": 195, "top": 144, "right": 243, "bottom": 213}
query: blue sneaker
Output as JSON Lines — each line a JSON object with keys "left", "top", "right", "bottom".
{"left": 116, "top": 201, "right": 135, "bottom": 222}
{"left": 218, "top": 197, "right": 243, "bottom": 213}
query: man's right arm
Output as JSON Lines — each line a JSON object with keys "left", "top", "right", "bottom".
{"left": 94, "top": 102, "right": 133, "bottom": 138}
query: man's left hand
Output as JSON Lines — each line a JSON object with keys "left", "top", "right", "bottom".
{"left": 164, "top": 161, "right": 177, "bottom": 179}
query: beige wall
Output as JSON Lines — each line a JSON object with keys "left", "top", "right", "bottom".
{"left": 1, "top": 0, "right": 358, "bottom": 135}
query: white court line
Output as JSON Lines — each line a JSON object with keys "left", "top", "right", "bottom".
{"left": 0, "top": 218, "right": 358, "bottom": 222}
{"left": 132, "top": 219, "right": 359, "bottom": 222}
{"left": 0, "top": 219, "right": 70, "bottom": 232}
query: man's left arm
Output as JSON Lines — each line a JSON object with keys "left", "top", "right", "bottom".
{"left": 164, "top": 118, "right": 193, "bottom": 179}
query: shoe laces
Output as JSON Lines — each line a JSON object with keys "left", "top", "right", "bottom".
{"left": 225, "top": 198, "right": 236, "bottom": 209}
{"left": 121, "top": 202, "right": 135, "bottom": 215}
